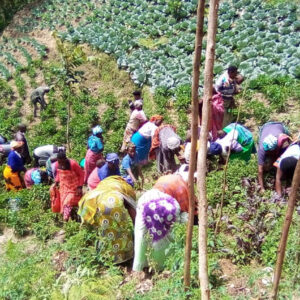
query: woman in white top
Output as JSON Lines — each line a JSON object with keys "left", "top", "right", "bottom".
{"left": 33, "top": 145, "right": 65, "bottom": 167}
{"left": 131, "top": 115, "right": 163, "bottom": 165}
{"left": 275, "top": 142, "right": 300, "bottom": 197}
{"left": 121, "top": 101, "right": 148, "bottom": 152}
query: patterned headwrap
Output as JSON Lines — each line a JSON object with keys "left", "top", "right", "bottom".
{"left": 31, "top": 170, "right": 41, "bottom": 185}
{"left": 92, "top": 125, "right": 103, "bottom": 135}
{"left": 263, "top": 134, "right": 278, "bottom": 151}
{"left": 150, "top": 115, "right": 164, "bottom": 123}
{"left": 142, "top": 195, "right": 178, "bottom": 242}
{"left": 277, "top": 134, "right": 291, "bottom": 149}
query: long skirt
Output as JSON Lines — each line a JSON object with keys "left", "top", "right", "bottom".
{"left": 84, "top": 149, "right": 103, "bottom": 184}
{"left": 156, "top": 147, "right": 177, "bottom": 173}
{"left": 121, "top": 126, "right": 135, "bottom": 152}
{"left": 132, "top": 189, "right": 180, "bottom": 271}
{"left": 131, "top": 132, "right": 151, "bottom": 165}
{"left": 57, "top": 168, "right": 82, "bottom": 220}
{"left": 3, "top": 166, "right": 24, "bottom": 191}
{"left": 78, "top": 176, "right": 136, "bottom": 264}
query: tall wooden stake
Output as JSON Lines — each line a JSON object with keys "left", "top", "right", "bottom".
{"left": 271, "top": 159, "right": 300, "bottom": 299}
{"left": 184, "top": 0, "right": 205, "bottom": 288}
{"left": 197, "top": 0, "right": 219, "bottom": 299}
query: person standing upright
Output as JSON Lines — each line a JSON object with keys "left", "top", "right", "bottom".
{"left": 215, "top": 66, "right": 244, "bottom": 127}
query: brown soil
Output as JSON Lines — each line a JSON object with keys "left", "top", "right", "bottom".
{"left": 219, "top": 258, "right": 250, "bottom": 297}
{"left": 0, "top": 227, "right": 36, "bottom": 255}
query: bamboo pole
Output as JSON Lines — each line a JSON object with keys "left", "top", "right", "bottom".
{"left": 214, "top": 82, "right": 249, "bottom": 234}
{"left": 184, "top": 0, "right": 205, "bottom": 288}
{"left": 197, "top": 0, "right": 219, "bottom": 299}
{"left": 271, "top": 159, "right": 300, "bottom": 299}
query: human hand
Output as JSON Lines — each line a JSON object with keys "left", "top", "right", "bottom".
{"left": 76, "top": 186, "right": 82, "bottom": 196}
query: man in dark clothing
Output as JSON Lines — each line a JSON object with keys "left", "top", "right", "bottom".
{"left": 14, "top": 124, "right": 31, "bottom": 164}
{"left": 31, "top": 86, "right": 50, "bottom": 117}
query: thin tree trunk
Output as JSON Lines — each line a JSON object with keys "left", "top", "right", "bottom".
{"left": 184, "top": 0, "right": 205, "bottom": 288}
{"left": 197, "top": 0, "right": 219, "bottom": 299}
{"left": 271, "top": 159, "right": 300, "bottom": 299}
{"left": 214, "top": 82, "right": 248, "bottom": 234}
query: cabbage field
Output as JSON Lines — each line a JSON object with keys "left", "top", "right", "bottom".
{"left": 1, "top": 0, "right": 299, "bottom": 90}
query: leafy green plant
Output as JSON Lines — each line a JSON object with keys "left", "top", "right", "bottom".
{"left": 14, "top": 73, "right": 26, "bottom": 99}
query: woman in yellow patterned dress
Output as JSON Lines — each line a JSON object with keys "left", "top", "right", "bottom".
{"left": 78, "top": 176, "right": 136, "bottom": 264}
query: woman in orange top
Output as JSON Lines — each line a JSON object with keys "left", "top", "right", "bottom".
{"left": 54, "top": 152, "right": 84, "bottom": 221}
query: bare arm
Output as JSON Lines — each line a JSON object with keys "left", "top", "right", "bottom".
{"left": 258, "top": 164, "right": 265, "bottom": 192}
{"left": 126, "top": 167, "right": 138, "bottom": 183}
{"left": 138, "top": 165, "right": 144, "bottom": 188}
{"left": 275, "top": 168, "right": 283, "bottom": 197}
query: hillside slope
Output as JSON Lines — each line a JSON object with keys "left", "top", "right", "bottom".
{"left": 0, "top": 0, "right": 299, "bottom": 299}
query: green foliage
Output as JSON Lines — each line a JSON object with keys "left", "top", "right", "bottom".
{"left": 174, "top": 84, "right": 191, "bottom": 138}
{"left": 0, "top": 185, "right": 60, "bottom": 238}
{"left": 248, "top": 75, "right": 300, "bottom": 112}
{"left": 0, "top": 240, "right": 59, "bottom": 300}
{"left": 166, "top": 0, "right": 186, "bottom": 20}
{"left": 153, "top": 87, "right": 172, "bottom": 123}
{"left": 0, "top": 78, "right": 14, "bottom": 104}
{"left": 14, "top": 72, "right": 26, "bottom": 99}
{"left": 0, "top": 0, "right": 36, "bottom": 32}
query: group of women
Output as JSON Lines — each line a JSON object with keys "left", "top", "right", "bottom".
{"left": 2, "top": 85, "right": 299, "bottom": 272}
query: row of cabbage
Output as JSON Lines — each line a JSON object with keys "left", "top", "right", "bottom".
{"left": 16, "top": 0, "right": 101, "bottom": 33}
{"left": 62, "top": 0, "right": 299, "bottom": 88}
{"left": 6, "top": 0, "right": 300, "bottom": 89}
{"left": 0, "top": 38, "right": 47, "bottom": 79}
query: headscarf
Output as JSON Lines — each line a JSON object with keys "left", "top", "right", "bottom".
{"left": 208, "top": 142, "right": 222, "bottom": 155}
{"left": 92, "top": 125, "right": 103, "bottom": 135}
{"left": 31, "top": 170, "right": 41, "bottom": 184}
{"left": 277, "top": 134, "right": 291, "bottom": 149}
{"left": 106, "top": 153, "right": 119, "bottom": 164}
{"left": 150, "top": 115, "right": 164, "bottom": 123}
{"left": 263, "top": 134, "right": 278, "bottom": 151}
{"left": 10, "top": 140, "right": 23, "bottom": 150}
{"left": 167, "top": 136, "right": 180, "bottom": 150}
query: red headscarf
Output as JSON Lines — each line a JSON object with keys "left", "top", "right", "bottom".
{"left": 150, "top": 115, "right": 164, "bottom": 123}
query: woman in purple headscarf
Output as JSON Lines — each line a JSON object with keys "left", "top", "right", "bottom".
{"left": 132, "top": 188, "right": 185, "bottom": 272}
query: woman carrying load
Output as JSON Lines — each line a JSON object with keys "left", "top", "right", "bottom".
{"left": 121, "top": 100, "right": 147, "bottom": 152}
{"left": 3, "top": 141, "right": 26, "bottom": 191}
{"left": 78, "top": 176, "right": 136, "bottom": 264}
{"left": 84, "top": 125, "right": 104, "bottom": 184}
{"left": 133, "top": 173, "right": 192, "bottom": 272}
{"left": 131, "top": 115, "right": 163, "bottom": 165}
{"left": 53, "top": 152, "right": 84, "bottom": 221}
{"left": 149, "top": 124, "right": 183, "bottom": 173}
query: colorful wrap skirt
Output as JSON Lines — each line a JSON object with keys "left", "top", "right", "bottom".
{"left": 84, "top": 149, "right": 103, "bottom": 184}
{"left": 3, "top": 166, "right": 24, "bottom": 191}
{"left": 131, "top": 132, "right": 151, "bottom": 165}
{"left": 78, "top": 176, "right": 136, "bottom": 264}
